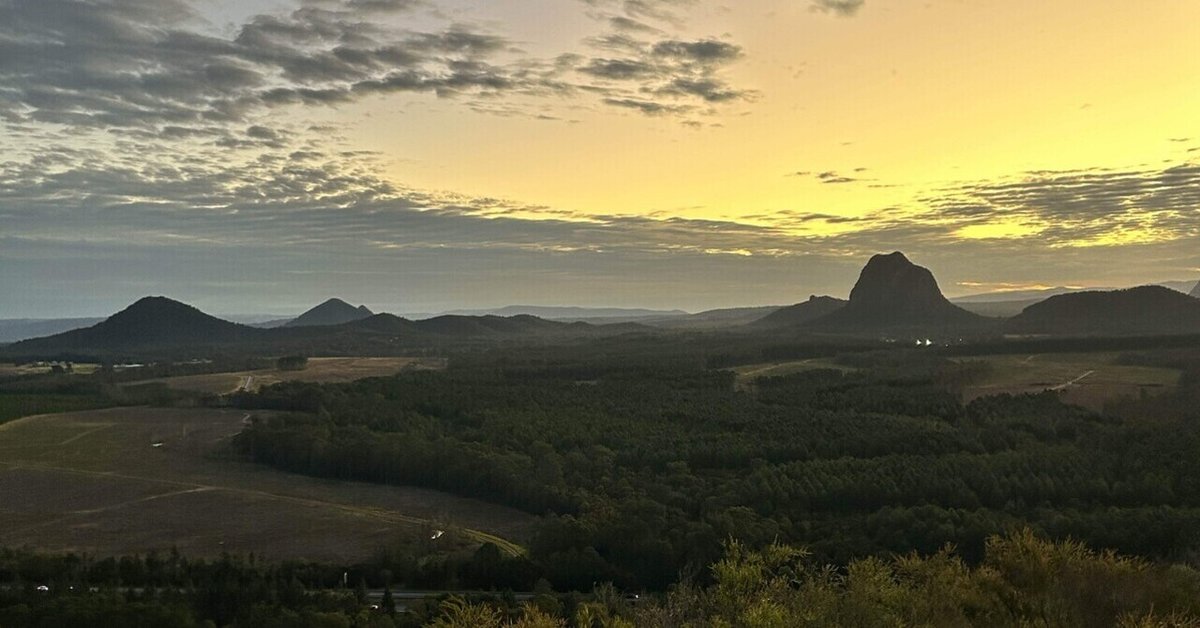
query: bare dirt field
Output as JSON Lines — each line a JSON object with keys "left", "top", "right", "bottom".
{"left": 955, "top": 352, "right": 1182, "bottom": 410}
{"left": 128, "top": 357, "right": 443, "bottom": 394}
{"left": 0, "top": 407, "right": 531, "bottom": 562}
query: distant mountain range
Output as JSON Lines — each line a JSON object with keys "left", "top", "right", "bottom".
{"left": 286, "top": 298, "right": 373, "bottom": 328}
{"left": 951, "top": 287, "right": 1090, "bottom": 303}
{"left": 0, "top": 297, "right": 648, "bottom": 359}
{"left": 5, "top": 263, "right": 1200, "bottom": 354}
{"left": 443, "top": 305, "right": 687, "bottom": 321}
{"left": 0, "top": 318, "right": 106, "bottom": 344}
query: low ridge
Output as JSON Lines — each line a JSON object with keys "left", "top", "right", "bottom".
{"left": 752, "top": 295, "right": 846, "bottom": 327}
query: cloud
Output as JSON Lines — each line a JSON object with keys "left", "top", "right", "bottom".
{"left": 576, "top": 36, "right": 754, "bottom": 115}
{"left": 4, "top": 105, "right": 1198, "bottom": 316}
{"left": 0, "top": 0, "right": 752, "bottom": 139}
{"left": 601, "top": 98, "right": 692, "bottom": 115}
{"left": 0, "top": 0, "right": 550, "bottom": 137}
{"left": 789, "top": 170, "right": 871, "bottom": 184}
{"left": 579, "top": 0, "right": 699, "bottom": 26}
{"left": 572, "top": 0, "right": 753, "bottom": 119}
{"left": 811, "top": 0, "right": 865, "bottom": 17}
{"left": 921, "top": 163, "right": 1200, "bottom": 246}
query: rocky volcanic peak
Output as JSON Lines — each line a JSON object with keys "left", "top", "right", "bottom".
{"left": 811, "top": 252, "right": 983, "bottom": 329}
{"left": 848, "top": 252, "right": 947, "bottom": 314}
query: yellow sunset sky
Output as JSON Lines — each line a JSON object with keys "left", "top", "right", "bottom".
{"left": 2, "top": 0, "right": 1198, "bottom": 315}
{"left": 353, "top": 0, "right": 1200, "bottom": 228}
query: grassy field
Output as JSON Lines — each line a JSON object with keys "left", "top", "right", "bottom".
{"left": 127, "top": 357, "right": 443, "bottom": 394}
{"left": 730, "top": 358, "right": 855, "bottom": 388}
{"left": 0, "top": 407, "right": 531, "bottom": 562}
{"left": 955, "top": 352, "right": 1182, "bottom": 410}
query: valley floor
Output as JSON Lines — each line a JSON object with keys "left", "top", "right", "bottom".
{"left": 0, "top": 407, "right": 530, "bottom": 562}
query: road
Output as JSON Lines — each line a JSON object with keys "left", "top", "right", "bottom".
{"left": 1051, "top": 370, "right": 1095, "bottom": 391}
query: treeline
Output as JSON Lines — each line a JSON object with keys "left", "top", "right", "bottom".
{"left": 0, "top": 544, "right": 544, "bottom": 628}
{"left": 5, "top": 531, "right": 1199, "bottom": 627}
{"left": 0, "top": 375, "right": 200, "bottom": 424}
{"left": 230, "top": 345, "right": 1200, "bottom": 590}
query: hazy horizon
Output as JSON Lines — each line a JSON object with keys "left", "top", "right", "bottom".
{"left": 5, "top": 275, "right": 1200, "bottom": 321}
{"left": 3, "top": 0, "right": 1198, "bottom": 318}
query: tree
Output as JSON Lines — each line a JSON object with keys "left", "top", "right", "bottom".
{"left": 277, "top": 356, "right": 309, "bottom": 371}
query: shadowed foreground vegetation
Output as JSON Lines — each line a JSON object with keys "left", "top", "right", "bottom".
{"left": 2, "top": 531, "right": 1199, "bottom": 627}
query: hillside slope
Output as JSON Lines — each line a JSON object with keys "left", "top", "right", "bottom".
{"left": 752, "top": 296, "right": 846, "bottom": 327}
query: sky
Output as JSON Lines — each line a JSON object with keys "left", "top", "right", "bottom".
{"left": 1, "top": 0, "right": 1198, "bottom": 317}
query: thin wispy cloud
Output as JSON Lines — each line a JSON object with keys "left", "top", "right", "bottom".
{"left": 811, "top": 0, "right": 865, "bottom": 17}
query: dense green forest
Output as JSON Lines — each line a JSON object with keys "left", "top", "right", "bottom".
{"left": 230, "top": 344, "right": 1200, "bottom": 592}
{"left": 5, "top": 339, "right": 1200, "bottom": 624}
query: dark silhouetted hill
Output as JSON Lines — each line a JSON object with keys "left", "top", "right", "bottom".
{"left": 751, "top": 296, "right": 846, "bottom": 327}
{"left": 809, "top": 252, "right": 986, "bottom": 331}
{"left": 1006, "top": 286, "right": 1200, "bottom": 336}
{"left": 286, "top": 298, "right": 373, "bottom": 327}
{"left": 6, "top": 297, "right": 262, "bottom": 354}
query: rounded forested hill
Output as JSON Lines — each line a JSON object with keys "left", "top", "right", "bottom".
{"left": 1007, "top": 285, "right": 1200, "bottom": 336}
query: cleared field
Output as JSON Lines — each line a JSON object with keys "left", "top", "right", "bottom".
{"left": 0, "top": 363, "right": 100, "bottom": 376}
{"left": 956, "top": 352, "right": 1182, "bottom": 410}
{"left": 129, "top": 357, "right": 442, "bottom": 394}
{"left": 731, "top": 358, "right": 855, "bottom": 386}
{"left": 0, "top": 407, "right": 531, "bottom": 561}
